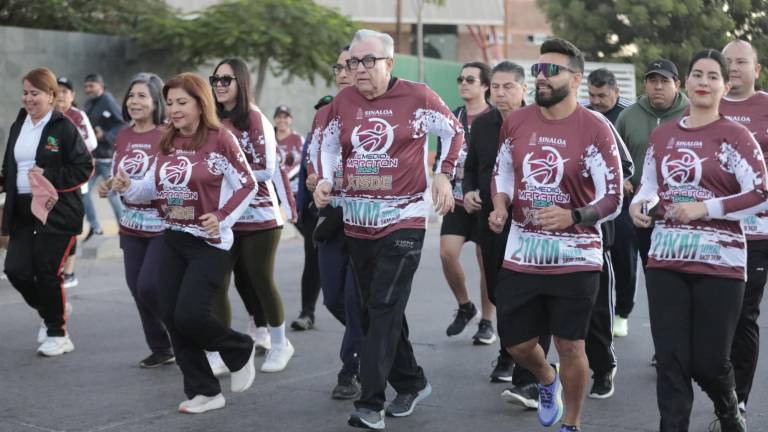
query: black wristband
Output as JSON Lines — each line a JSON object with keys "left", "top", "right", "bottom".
{"left": 571, "top": 209, "right": 582, "bottom": 225}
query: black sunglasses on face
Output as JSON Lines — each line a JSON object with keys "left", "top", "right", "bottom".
{"left": 332, "top": 64, "right": 350, "bottom": 75}
{"left": 457, "top": 76, "right": 479, "bottom": 85}
{"left": 530, "top": 63, "right": 576, "bottom": 78}
{"left": 345, "top": 55, "right": 389, "bottom": 69}
{"left": 209, "top": 75, "right": 236, "bottom": 87}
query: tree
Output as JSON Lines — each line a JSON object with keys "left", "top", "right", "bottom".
{"left": 537, "top": 0, "right": 768, "bottom": 92}
{"left": 0, "top": 0, "right": 171, "bottom": 35}
{"left": 413, "top": 0, "right": 446, "bottom": 82}
{"left": 135, "top": 0, "right": 356, "bottom": 103}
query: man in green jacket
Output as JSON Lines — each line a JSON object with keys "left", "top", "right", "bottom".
{"left": 611, "top": 59, "right": 689, "bottom": 340}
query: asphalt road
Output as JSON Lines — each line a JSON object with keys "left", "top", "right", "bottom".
{"left": 0, "top": 227, "right": 765, "bottom": 432}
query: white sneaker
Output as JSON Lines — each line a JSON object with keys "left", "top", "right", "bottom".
{"left": 37, "top": 336, "right": 74, "bottom": 357}
{"left": 206, "top": 351, "right": 230, "bottom": 377}
{"left": 261, "top": 339, "right": 294, "bottom": 372}
{"left": 248, "top": 324, "right": 271, "bottom": 353}
{"left": 63, "top": 274, "right": 79, "bottom": 289}
{"left": 612, "top": 317, "right": 629, "bottom": 337}
{"left": 231, "top": 345, "right": 256, "bottom": 393}
{"left": 37, "top": 321, "right": 47, "bottom": 344}
{"left": 178, "top": 393, "right": 226, "bottom": 414}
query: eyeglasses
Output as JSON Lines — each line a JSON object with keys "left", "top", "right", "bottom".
{"left": 456, "top": 76, "right": 479, "bottom": 85}
{"left": 332, "top": 64, "right": 349, "bottom": 75}
{"left": 345, "top": 55, "right": 389, "bottom": 70}
{"left": 530, "top": 63, "right": 576, "bottom": 78}
{"left": 209, "top": 75, "right": 236, "bottom": 87}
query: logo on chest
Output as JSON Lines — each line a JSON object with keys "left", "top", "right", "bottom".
{"left": 119, "top": 150, "right": 151, "bottom": 178}
{"left": 661, "top": 148, "right": 707, "bottom": 187}
{"left": 351, "top": 117, "right": 398, "bottom": 155}
{"left": 160, "top": 156, "right": 195, "bottom": 188}
{"left": 522, "top": 146, "right": 569, "bottom": 187}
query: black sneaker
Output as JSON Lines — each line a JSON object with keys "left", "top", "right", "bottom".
{"left": 385, "top": 383, "right": 432, "bottom": 417}
{"left": 332, "top": 372, "right": 361, "bottom": 400}
{"left": 139, "top": 352, "right": 175, "bottom": 368}
{"left": 651, "top": 353, "right": 657, "bottom": 367}
{"left": 490, "top": 353, "right": 513, "bottom": 383}
{"left": 348, "top": 407, "right": 385, "bottom": 430}
{"left": 446, "top": 302, "right": 479, "bottom": 336}
{"left": 588, "top": 367, "right": 616, "bottom": 399}
{"left": 290, "top": 312, "right": 315, "bottom": 331}
{"left": 472, "top": 319, "right": 497, "bottom": 345}
{"left": 708, "top": 414, "right": 747, "bottom": 432}
{"left": 84, "top": 227, "right": 103, "bottom": 242}
{"left": 500, "top": 383, "right": 539, "bottom": 409}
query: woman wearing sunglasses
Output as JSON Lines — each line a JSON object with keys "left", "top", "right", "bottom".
{"left": 210, "top": 58, "right": 295, "bottom": 373}
{"left": 630, "top": 49, "right": 767, "bottom": 431}
{"left": 97, "top": 73, "right": 175, "bottom": 369}
{"left": 112, "top": 73, "right": 258, "bottom": 414}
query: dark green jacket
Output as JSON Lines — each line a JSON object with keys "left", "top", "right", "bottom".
{"left": 616, "top": 92, "right": 689, "bottom": 189}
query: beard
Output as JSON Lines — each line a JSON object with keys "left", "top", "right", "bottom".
{"left": 535, "top": 83, "right": 570, "bottom": 108}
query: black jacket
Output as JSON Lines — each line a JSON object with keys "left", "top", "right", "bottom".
{"left": 433, "top": 105, "right": 471, "bottom": 173}
{"left": 84, "top": 91, "right": 127, "bottom": 159}
{"left": 1, "top": 108, "right": 94, "bottom": 236}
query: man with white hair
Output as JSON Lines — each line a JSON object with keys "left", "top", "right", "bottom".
{"left": 315, "top": 29, "right": 463, "bottom": 430}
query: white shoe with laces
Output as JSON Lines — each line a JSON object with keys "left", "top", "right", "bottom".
{"left": 38, "top": 336, "right": 74, "bottom": 357}
{"left": 178, "top": 394, "right": 225, "bottom": 414}
{"left": 261, "top": 339, "right": 294, "bottom": 372}
{"left": 206, "top": 351, "right": 230, "bottom": 377}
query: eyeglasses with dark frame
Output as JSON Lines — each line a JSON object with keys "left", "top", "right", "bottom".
{"left": 345, "top": 55, "right": 390, "bottom": 70}
{"left": 456, "top": 75, "right": 479, "bottom": 85}
{"left": 530, "top": 63, "right": 577, "bottom": 78}
{"left": 332, "top": 63, "right": 350, "bottom": 75}
{"left": 209, "top": 75, "right": 236, "bottom": 87}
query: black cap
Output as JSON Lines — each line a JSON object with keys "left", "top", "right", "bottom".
{"left": 274, "top": 105, "right": 292, "bottom": 117}
{"left": 644, "top": 59, "right": 678, "bottom": 80}
{"left": 84, "top": 73, "right": 104, "bottom": 84}
{"left": 314, "top": 95, "right": 333, "bottom": 110}
{"left": 57, "top": 77, "right": 74, "bottom": 91}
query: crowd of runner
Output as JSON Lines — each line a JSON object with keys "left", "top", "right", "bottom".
{"left": 1, "top": 28, "right": 765, "bottom": 432}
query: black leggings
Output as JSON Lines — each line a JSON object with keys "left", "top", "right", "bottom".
{"left": 158, "top": 230, "right": 253, "bottom": 398}
{"left": 231, "top": 228, "right": 284, "bottom": 326}
{"left": 646, "top": 268, "right": 743, "bottom": 431}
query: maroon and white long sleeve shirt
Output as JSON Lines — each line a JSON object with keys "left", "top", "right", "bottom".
{"left": 632, "top": 116, "right": 768, "bottom": 280}
{"left": 308, "top": 104, "right": 344, "bottom": 206}
{"left": 222, "top": 108, "right": 284, "bottom": 231}
{"left": 112, "top": 127, "right": 165, "bottom": 237}
{"left": 124, "top": 128, "right": 257, "bottom": 250}
{"left": 719, "top": 92, "right": 768, "bottom": 240}
{"left": 318, "top": 78, "right": 464, "bottom": 239}
{"left": 493, "top": 104, "right": 623, "bottom": 274}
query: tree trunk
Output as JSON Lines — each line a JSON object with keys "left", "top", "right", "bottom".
{"left": 417, "top": 0, "right": 425, "bottom": 82}
{"left": 254, "top": 57, "right": 269, "bottom": 104}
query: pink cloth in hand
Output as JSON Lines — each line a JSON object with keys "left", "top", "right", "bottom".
{"left": 28, "top": 171, "right": 58, "bottom": 224}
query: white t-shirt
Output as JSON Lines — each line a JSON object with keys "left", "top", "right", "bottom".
{"left": 15, "top": 110, "right": 52, "bottom": 194}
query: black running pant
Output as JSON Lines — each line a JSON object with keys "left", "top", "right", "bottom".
{"left": 646, "top": 268, "right": 743, "bottom": 431}
{"left": 4, "top": 194, "right": 75, "bottom": 337}
{"left": 732, "top": 239, "right": 768, "bottom": 405}
{"left": 158, "top": 230, "right": 253, "bottom": 398}
{"left": 586, "top": 251, "right": 617, "bottom": 375}
{"left": 611, "top": 199, "right": 638, "bottom": 318}
{"left": 348, "top": 229, "right": 428, "bottom": 411}
{"left": 297, "top": 211, "right": 321, "bottom": 316}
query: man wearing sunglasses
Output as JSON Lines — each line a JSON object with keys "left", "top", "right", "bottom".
{"left": 314, "top": 28, "right": 463, "bottom": 430}
{"left": 438, "top": 62, "right": 497, "bottom": 347}
{"left": 489, "top": 38, "right": 623, "bottom": 432}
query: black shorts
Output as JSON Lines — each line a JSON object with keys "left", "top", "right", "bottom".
{"left": 495, "top": 269, "right": 599, "bottom": 347}
{"left": 440, "top": 204, "right": 478, "bottom": 243}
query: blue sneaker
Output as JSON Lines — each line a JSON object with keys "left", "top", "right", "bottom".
{"left": 559, "top": 425, "right": 580, "bottom": 432}
{"left": 537, "top": 363, "right": 564, "bottom": 427}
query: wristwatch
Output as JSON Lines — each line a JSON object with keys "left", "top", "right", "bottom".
{"left": 571, "top": 208, "right": 582, "bottom": 225}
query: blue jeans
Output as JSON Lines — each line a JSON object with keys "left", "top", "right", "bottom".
{"left": 83, "top": 160, "right": 124, "bottom": 232}
{"left": 317, "top": 234, "right": 363, "bottom": 376}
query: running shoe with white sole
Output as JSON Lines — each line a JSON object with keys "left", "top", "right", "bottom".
{"left": 472, "top": 319, "right": 497, "bottom": 345}
{"left": 537, "top": 364, "right": 563, "bottom": 427}
{"left": 178, "top": 394, "right": 225, "bottom": 414}
{"left": 385, "top": 382, "right": 432, "bottom": 417}
{"left": 612, "top": 316, "right": 628, "bottom": 337}
{"left": 62, "top": 273, "right": 78, "bottom": 289}
{"left": 248, "top": 324, "right": 271, "bottom": 353}
{"left": 261, "top": 339, "right": 294, "bottom": 372}
{"left": 206, "top": 351, "right": 230, "bottom": 377}
{"left": 446, "top": 302, "right": 479, "bottom": 337}
{"left": 589, "top": 366, "right": 617, "bottom": 399}
{"left": 231, "top": 345, "right": 256, "bottom": 393}
{"left": 501, "top": 383, "right": 539, "bottom": 409}
{"left": 490, "top": 353, "right": 513, "bottom": 383}
{"left": 138, "top": 352, "right": 176, "bottom": 368}
{"left": 559, "top": 425, "right": 581, "bottom": 432}
{"left": 37, "top": 336, "right": 74, "bottom": 357}
{"left": 348, "top": 408, "right": 385, "bottom": 430}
